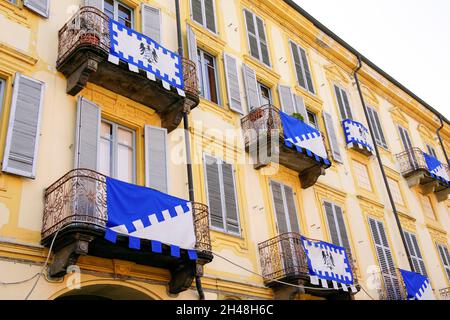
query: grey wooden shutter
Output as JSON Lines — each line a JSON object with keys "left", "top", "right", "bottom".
{"left": 284, "top": 185, "right": 300, "bottom": 234}
{"left": 222, "top": 162, "right": 240, "bottom": 234}
{"left": 84, "top": 0, "right": 103, "bottom": 10}
{"left": 335, "top": 85, "right": 353, "bottom": 120}
{"left": 2, "top": 73, "right": 45, "bottom": 179}
{"left": 293, "top": 94, "right": 307, "bottom": 123}
{"left": 242, "top": 63, "right": 259, "bottom": 112}
{"left": 427, "top": 145, "right": 437, "bottom": 158}
{"left": 255, "top": 16, "right": 270, "bottom": 66}
{"left": 142, "top": 4, "right": 161, "bottom": 43}
{"left": 187, "top": 24, "right": 198, "bottom": 66}
{"left": 191, "top": 0, "right": 203, "bottom": 25}
{"left": 204, "top": 0, "right": 216, "bottom": 33}
{"left": 403, "top": 231, "right": 427, "bottom": 276}
{"left": 437, "top": 244, "right": 450, "bottom": 281}
{"left": 74, "top": 97, "right": 100, "bottom": 170}
{"left": 224, "top": 54, "right": 242, "bottom": 113}
{"left": 278, "top": 85, "right": 295, "bottom": 115}
{"left": 323, "top": 111, "right": 342, "bottom": 163}
{"left": 398, "top": 125, "right": 413, "bottom": 151}
{"left": 366, "top": 106, "right": 387, "bottom": 148}
{"left": 145, "top": 125, "right": 168, "bottom": 193}
{"left": 271, "top": 181, "right": 288, "bottom": 234}
{"left": 24, "top": 0, "right": 50, "bottom": 18}
{"left": 325, "top": 201, "right": 340, "bottom": 245}
{"left": 204, "top": 155, "right": 224, "bottom": 230}
{"left": 244, "top": 10, "right": 259, "bottom": 61}
{"left": 290, "top": 41, "right": 306, "bottom": 90}
{"left": 299, "top": 47, "right": 314, "bottom": 93}
{"left": 325, "top": 202, "right": 350, "bottom": 253}
{"left": 369, "top": 218, "right": 402, "bottom": 300}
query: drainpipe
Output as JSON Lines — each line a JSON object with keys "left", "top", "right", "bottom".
{"left": 437, "top": 116, "right": 450, "bottom": 167}
{"left": 175, "top": 0, "right": 205, "bottom": 300}
{"left": 353, "top": 56, "right": 414, "bottom": 272}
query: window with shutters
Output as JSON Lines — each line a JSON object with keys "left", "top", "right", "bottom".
{"left": 191, "top": 0, "right": 217, "bottom": 33}
{"left": 323, "top": 201, "right": 351, "bottom": 253}
{"left": 436, "top": 243, "right": 450, "bottom": 282}
{"left": 23, "top": 0, "right": 50, "bottom": 18}
{"left": 352, "top": 160, "right": 372, "bottom": 191}
{"left": 334, "top": 85, "right": 353, "bottom": 121}
{"left": 366, "top": 106, "right": 388, "bottom": 149}
{"left": 258, "top": 82, "right": 272, "bottom": 106}
{"left": 307, "top": 109, "right": 318, "bottom": 129}
{"left": 243, "top": 9, "right": 270, "bottom": 67}
{"left": 387, "top": 178, "right": 404, "bottom": 206}
{"left": 289, "top": 41, "right": 315, "bottom": 94}
{"left": 323, "top": 111, "right": 342, "bottom": 163}
{"left": 398, "top": 125, "right": 413, "bottom": 152}
{"left": 270, "top": 180, "right": 300, "bottom": 235}
{"left": 104, "top": 0, "right": 134, "bottom": 28}
{"left": 426, "top": 144, "right": 438, "bottom": 159}
{"left": 141, "top": 4, "right": 161, "bottom": 43}
{"left": 204, "top": 155, "right": 240, "bottom": 235}
{"left": 403, "top": 231, "right": 427, "bottom": 277}
{"left": 198, "top": 49, "right": 220, "bottom": 105}
{"left": 368, "top": 217, "right": 403, "bottom": 300}
{"left": 223, "top": 53, "right": 242, "bottom": 113}
{"left": 99, "top": 120, "right": 136, "bottom": 184}
{"left": 420, "top": 194, "right": 436, "bottom": 220}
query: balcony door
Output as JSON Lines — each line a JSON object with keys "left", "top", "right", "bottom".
{"left": 270, "top": 181, "right": 301, "bottom": 276}
{"left": 398, "top": 125, "right": 419, "bottom": 170}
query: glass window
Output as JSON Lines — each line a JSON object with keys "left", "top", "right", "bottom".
{"left": 99, "top": 120, "right": 135, "bottom": 183}
{"left": 198, "top": 49, "right": 220, "bottom": 104}
{"left": 353, "top": 160, "right": 372, "bottom": 191}
{"left": 104, "top": 0, "right": 134, "bottom": 28}
{"left": 191, "top": 0, "right": 217, "bottom": 33}
{"left": 258, "top": 82, "right": 272, "bottom": 106}
{"left": 307, "top": 109, "right": 318, "bottom": 129}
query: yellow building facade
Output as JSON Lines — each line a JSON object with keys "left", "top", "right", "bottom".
{"left": 0, "top": 0, "right": 449, "bottom": 300}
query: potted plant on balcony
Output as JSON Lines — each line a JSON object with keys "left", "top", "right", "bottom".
{"left": 291, "top": 113, "right": 305, "bottom": 122}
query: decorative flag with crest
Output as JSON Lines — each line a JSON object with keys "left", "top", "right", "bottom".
{"left": 104, "top": 177, "right": 197, "bottom": 260}
{"left": 301, "top": 237, "right": 357, "bottom": 293}
{"left": 108, "top": 19, "right": 185, "bottom": 97}
{"left": 423, "top": 152, "right": 450, "bottom": 185}
{"left": 279, "top": 111, "right": 331, "bottom": 166}
{"left": 400, "top": 269, "right": 435, "bottom": 300}
{"left": 342, "top": 119, "right": 374, "bottom": 154}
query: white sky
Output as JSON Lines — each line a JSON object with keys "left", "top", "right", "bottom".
{"left": 294, "top": 0, "right": 450, "bottom": 120}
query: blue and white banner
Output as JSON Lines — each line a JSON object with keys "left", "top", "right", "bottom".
{"left": 342, "top": 119, "right": 374, "bottom": 154}
{"left": 280, "top": 111, "right": 331, "bottom": 166}
{"left": 301, "top": 237, "right": 357, "bottom": 292}
{"left": 400, "top": 269, "right": 435, "bottom": 300}
{"left": 105, "top": 177, "right": 197, "bottom": 260}
{"left": 423, "top": 152, "right": 450, "bottom": 186}
{"left": 108, "top": 20, "right": 185, "bottom": 96}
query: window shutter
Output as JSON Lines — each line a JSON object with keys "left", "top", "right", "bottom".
{"left": 366, "top": 106, "right": 387, "bottom": 148}
{"left": 278, "top": 85, "right": 295, "bottom": 115}
{"left": 191, "top": 0, "right": 203, "bottom": 25}
{"left": 299, "top": 47, "right": 314, "bottom": 94}
{"left": 341, "top": 89, "right": 353, "bottom": 120}
{"left": 334, "top": 205, "right": 351, "bottom": 253}
{"left": 398, "top": 125, "right": 413, "bottom": 151}
{"left": 204, "top": 155, "right": 224, "bottom": 230}
{"left": 204, "top": 0, "right": 216, "bottom": 33}
{"left": 74, "top": 97, "right": 100, "bottom": 171}
{"left": 290, "top": 41, "right": 306, "bottom": 89}
{"left": 3, "top": 73, "right": 45, "bottom": 179}
{"left": 271, "top": 181, "right": 288, "bottom": 234}
{"left": 84, "top": 0, "right": 103, "bottom": 10}
{"left": 369, "top": 218, "right": 402, "bottom": 300}
{"left": 222, "top": 162, "right": 240, "bottom": 234}
{"left": 142, "top": 4, "right": 161, "bottom": 43}
{"left": 404, "top": 231, "right": 427, "bottom": 276}
{"left": 283, "top": 185, "right": 299, "bottom": 234}
{"left": 437, "top": 244, "right": 450, "bottom": 281}
{"left": 224, "top": 54, "right": 242, "bottom": 113}
{"left": 144, "top": 125, "right": 168, "bottom": 193}
{"left": 187, "top": 24, "right": 198, "bottom": 67}
{"left": 255, "top": 16, "right": 270, "bottom": 66}
{"left": 427, "top": 145, "right": 437, "bottom": 158}
{"left": 24, "top": 0, "right": 50, "bottom": 18}
{"left": 325, "top": 202, "right": 350, "bottom": 253}
{"left": 293, "top": 94, "right": 308, "bottom": 124}
{"left": 244, "top": 10, "right": 259, "bottom": 61}
{"left": 325, "top": 201, "right": 340, "bottom": 246}
{"left": 242, "top": 63, "right": 260, "bottom": 112}
{"left": 323, "top": 111, "right": 342, "bottom": 163}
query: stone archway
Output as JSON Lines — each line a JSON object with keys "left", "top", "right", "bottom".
{"left": 55, "top": 284, "right": 154, "bottom": 300}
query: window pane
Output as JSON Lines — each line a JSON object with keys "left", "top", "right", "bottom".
{"left": 118, "top": 127, "right": 133, "bottom": 147}
{"left": 101, "top": 121, "right": 112, "bottom": 139}
{"left": 104, "top": 0, "right": 114, "bottom": 20}
{"left": 258, "top": 83, "right": 271, "bottom": 106}
{"left": 99, "top": 138, "right": 112, "bottom": 177}
{"left": 307, "top": 110, "right": 318, "bottom": 129}
{"left": 118, "top": 4, "right": 132, "bottom": 28}
{"left": 117, "top": 144, "right": 133, "bottom": 183}
{"left": 203, "top": 51, "right": 218, "bottom": 104}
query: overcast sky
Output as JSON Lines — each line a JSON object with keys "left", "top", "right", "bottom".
{"left": 294, "top": 0, "right": 450, "bottom": 120}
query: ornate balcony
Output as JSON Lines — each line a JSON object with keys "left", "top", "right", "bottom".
{"left": 396, "top": 148, "right": 450, "bottom": 202}
{"left": 258, "top": 233, "right": 359, "bottom": 300}
{"left": 342, "top": 119, "right": 374, "bottom": 156}
{"left": 41, "top": 169, "right": 212, "bottom": 294}
{"left": 241, "top": 105, "right": 331, "bottom": 189}
{"left": 439, "top": 287, "right": 450, "bottom": 300}
{"left": 56, "top": 6, "right": 199, "bottom": 132}
{"left": 376, "top": 269, "right": 407, "bottom": 300}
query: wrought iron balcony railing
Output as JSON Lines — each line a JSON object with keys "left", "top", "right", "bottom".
{"left": 42, "top": 169, "right": 211, "bottom": 254}
{"left": 258, "top": 233, "right": 359, "bottom": 292}
{"left": 376, "top": 269, "right": 408, "bottom": 300}
{"left": 439, "top": 287, "right": 450, "bottom": 300}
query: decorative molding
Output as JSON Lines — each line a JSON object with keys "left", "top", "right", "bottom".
{"left": 361, "top": 84, "right": 379, "bottom": 107}
{"left": 324, "top": 63, "right": 351, "bottom": 85}
{"left": 390, "top": 106, "right": 409, "bottom": 128}
{"left": 426, "top": 223, "right": 448, "bottom": 244}
{"left": 357, "top": 195, "right": 385, "bottom": 220}
{"left": 189, "top": 21, "right": 226, "bottom": 54}
{"left": 243, "top": 54, "right": 281, "bottom": 85}
{"left": 398, "top": 212, "right": 416, "bottom": 232}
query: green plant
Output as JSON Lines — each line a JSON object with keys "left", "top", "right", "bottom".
{"left": 291, "top": 113, "right": 305, "bottom": 122}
